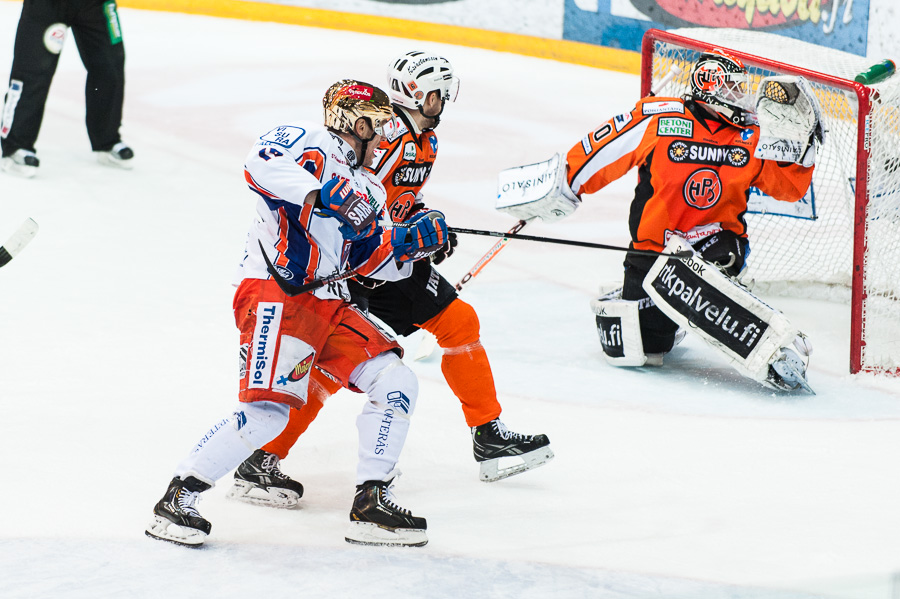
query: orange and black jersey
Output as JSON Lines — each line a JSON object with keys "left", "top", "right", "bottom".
{"left": 565, "top": 97, "right": 814, "bottom": 253}
{"left": 369, "top": 106, "right": 439, "bottom": 223}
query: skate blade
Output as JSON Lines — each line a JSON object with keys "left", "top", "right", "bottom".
{"left": 145, "top": 515, "right": 207, "bottom": 548}
{"left": 1, "top": 159, "right": 37, "bottom": 179}
{"left": 479, "top": 447, "right": 555, "bottom": 483}
{"left": 226, "top": 480, "right": 301, "bottom": 509}
{"left": 779, "top": 356, "right": 815, "bottom": 394}
{"left": 96, "top": 152, "right": 134, "bottom": 170}
{"left": 344, "top": 521, "right": 428, "bottom": 547}
{"left": 768, "top": 358, "right": 816, "bottom": 395}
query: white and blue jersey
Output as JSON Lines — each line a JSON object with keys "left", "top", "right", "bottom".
{"left": 236, "top": 121, "right": 409, "bottom": 301}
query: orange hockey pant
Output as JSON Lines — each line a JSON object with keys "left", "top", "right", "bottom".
{"left": 263, "top": 297, "right": 501, "bottom": 459}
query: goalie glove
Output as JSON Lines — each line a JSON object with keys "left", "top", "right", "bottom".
{"left": 391, "top": 211, "right": 449, "bottom": 262}
{"left": 496, "top": 153, "right": 581, "bottom": 224}
{"left": 754, "top": 76, "right": 825, "bottom": 168}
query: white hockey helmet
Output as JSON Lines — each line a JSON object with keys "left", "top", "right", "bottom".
{"left": 386, "top": 51, "right": 459, "bottom": 111}
{"left": 689, "top": 48, "right": 753, "bottom": 124}
{"left": 323, "top": 79, "right": 393, "bottom": 136}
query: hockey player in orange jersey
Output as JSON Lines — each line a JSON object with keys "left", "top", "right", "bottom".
{"left": 500, "top": 49, "right": 823, "bottom": 392}
{"left": 225, "top": 52, "right": 554, "bottom": 507}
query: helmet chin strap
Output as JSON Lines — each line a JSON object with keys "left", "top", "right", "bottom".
{"left": 418, "top": 99, "right": 444, "bottom": 129}
{"left": 349, "top": 124, "right": 377, "bottom": 169}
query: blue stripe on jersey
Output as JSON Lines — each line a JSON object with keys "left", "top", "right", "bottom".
{"left": 348, "top": 229, "right": 387, "bottom": 271}
{"left": 278, "top": 203, "right": 317, "bottom": 282}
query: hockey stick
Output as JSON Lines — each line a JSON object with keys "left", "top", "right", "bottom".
{"left": 382, "top": 221, "right": 692, "bottom": 260}
{"left": 412, "top": 217, "right": 533, "bottom": 361}
{"left": 258, "top": 240, "right": 357, "bottom": 296}
{"left": 411, "top": 66, "right": 685, "bottom": 360}
{"left": 0, "top": 218, "right": 39, "bottom": 268}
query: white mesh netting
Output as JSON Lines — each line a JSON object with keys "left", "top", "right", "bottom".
{"left": 647, "top": 29, "right": 900, "bottom": 373}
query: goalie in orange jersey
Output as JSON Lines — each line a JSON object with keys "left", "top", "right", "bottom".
{"left": 226, "top": 52, "right": 554, "bottom": 506}
{"left": 500, "top": 49, "right": 822, "bottom": 393}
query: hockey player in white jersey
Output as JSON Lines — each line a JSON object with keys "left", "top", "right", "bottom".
{"left": 145, "top": 79, "right": 449, "bottom": 548}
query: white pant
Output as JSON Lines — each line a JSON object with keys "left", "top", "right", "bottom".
{"left": 350, "top": 352, "right": 418, "bottom": 485}
{"left": 174, "top": 400, "right": 290, "bottom": 485}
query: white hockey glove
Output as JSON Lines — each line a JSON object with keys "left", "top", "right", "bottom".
{"left": 754, "top": 76, "right": 825, "bottom": 167}
{"left": 496, "top": 153, "right": 581, "bottom": 224}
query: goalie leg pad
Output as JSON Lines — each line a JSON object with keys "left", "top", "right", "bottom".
{"left": 590, "top": 289, "right": 649, "bottom": 367}
{"left": 642, "top": 237, "right": 810, "bottom": 386}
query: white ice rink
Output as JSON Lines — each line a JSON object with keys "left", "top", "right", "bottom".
{"left": 2, "top": 4, "right": 900, "bottom": 598}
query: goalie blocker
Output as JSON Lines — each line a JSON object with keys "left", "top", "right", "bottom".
{"left": 495, "top": 153, "right": 580, "bottom": 223}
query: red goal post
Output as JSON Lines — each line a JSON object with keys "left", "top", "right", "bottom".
{"left": 641, "top": 28, "right": 900, "bottom": 375}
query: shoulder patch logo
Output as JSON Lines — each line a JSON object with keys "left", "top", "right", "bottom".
{"left": 260, "top": 126, "right": 306, "bottom": 149}
{"left": 657, "top": 117, "right": 693, "bottom": 138}
{"left": 613, "top": 112, "right": 633, "bottom": 132}
{"left": 643, "top": 101, "right": 685, "bottom": 115}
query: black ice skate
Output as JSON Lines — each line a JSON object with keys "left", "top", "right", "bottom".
{"left": 96, "top": 142, "right": 135, "bottom": 169}
{"left": 472, "top": 418, "right": 554, "bottom": 482}
{"left": 226, "top": 449, "right": 304, "bottom": 509}
{"left": 345, "top": 479, "right": 427, "bottom": 547}
{"left": 145, "top": 476, "right": 212, "bottom": 547}
{"left": 1, "top": 149, "right": 39, "bottom": 178}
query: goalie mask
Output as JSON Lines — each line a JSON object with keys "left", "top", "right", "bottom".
{"left": 690, "top": 49, "right": 753, "bottom": 125}
{"left": 387, "top": 51, "right": 459, "bottom": 124}
{"left": 323, "top": 80, "right": 393, "bottom": 167}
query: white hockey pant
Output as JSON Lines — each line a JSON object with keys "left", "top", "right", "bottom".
{"left": 351, "top": 351, "right": 418, "bottom": 485}
{"left": 174, "top": 400, "right": 290, "bottom": 486}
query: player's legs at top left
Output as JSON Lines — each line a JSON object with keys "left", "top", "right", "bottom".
{"left": 1, "top": 0, "right": 66, "bottom": 177}
{"left": 68, "top": 0, "right": 134, "bottom": 168}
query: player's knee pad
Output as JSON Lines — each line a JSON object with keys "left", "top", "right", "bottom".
{"left": 643, "top": 236, "right": 810, "bottom": 385}
{"left": 174, "top": 400, "right": 290, "bottom": 483}
{"left": 590, "top": 288, "right": 652, "bottom": 367}
{"left": 233, "top": 400, "right": 291, "bottom": 448}
{"left": 428, "top": 298, "right": 480, "bottom": 349}
{"left": 350, "top": 352, "right": 418, "bottom": 418}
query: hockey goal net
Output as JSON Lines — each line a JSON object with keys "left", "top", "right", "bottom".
{"left": 642, "top": 28, "right": 900, "bottom": 375}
